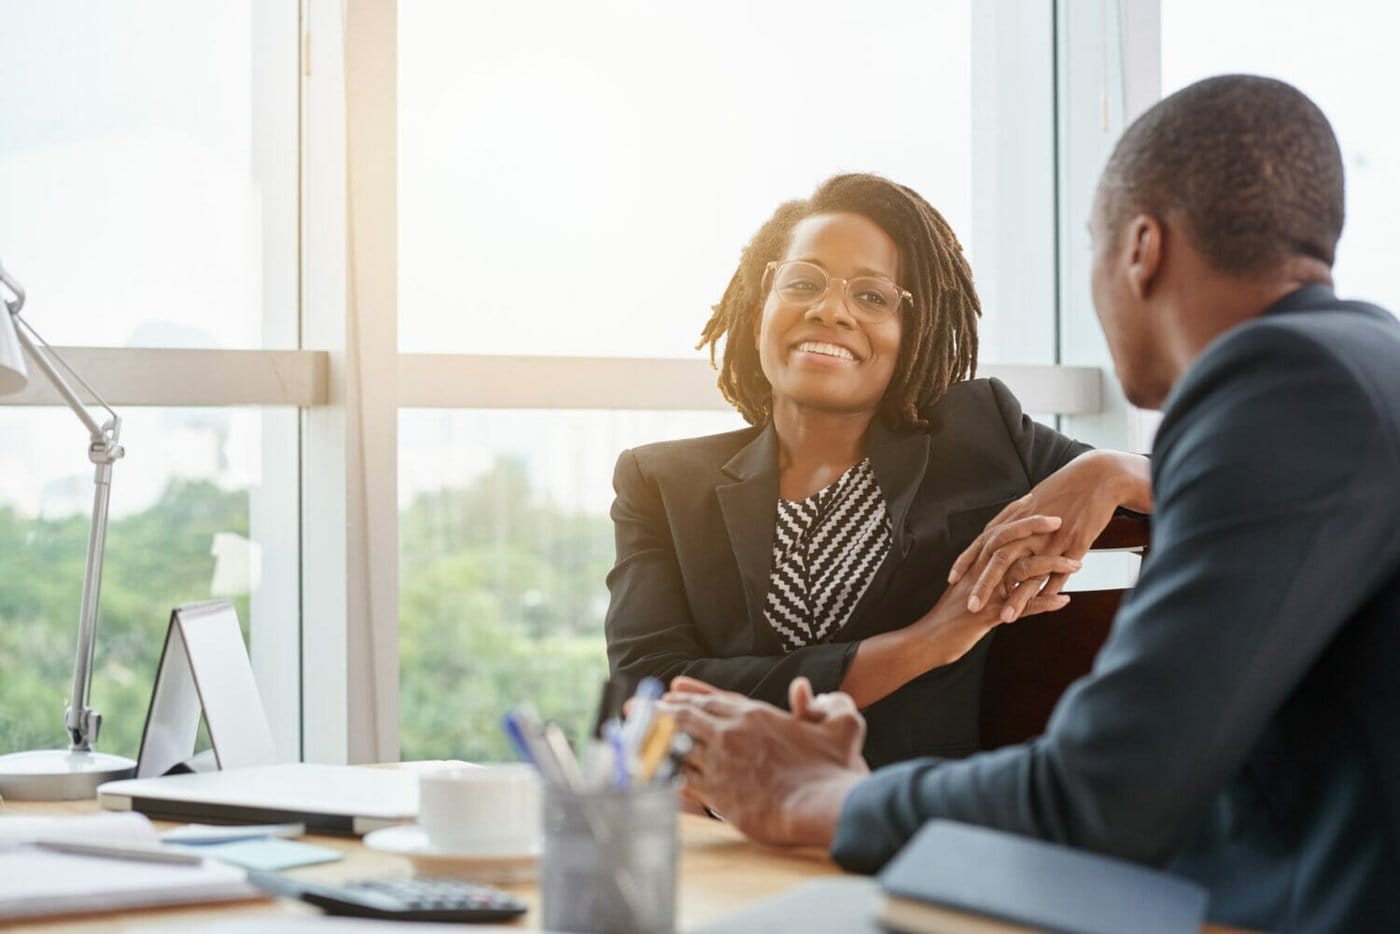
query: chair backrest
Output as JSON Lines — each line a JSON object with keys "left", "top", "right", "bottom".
{"left": 978, "top": 514, "right": 1150, "bottom": 750}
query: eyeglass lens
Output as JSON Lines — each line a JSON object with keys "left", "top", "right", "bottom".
{"left": 771, "top": 261, "right": 902, "bottom": 317}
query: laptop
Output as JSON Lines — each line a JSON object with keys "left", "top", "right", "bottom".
{"left": 97, "top": 762, "right": 418, "bottom": 835}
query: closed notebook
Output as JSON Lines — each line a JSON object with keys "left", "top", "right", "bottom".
{"left": 878, "top": 821, "right": 1208, "bottom": 934}
{"left": 0, "top": 812, "right": 260, "bottom": 921}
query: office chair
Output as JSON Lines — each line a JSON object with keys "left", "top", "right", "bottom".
{"left": 978, "top": 514, "right": 1151, "bottom": 749}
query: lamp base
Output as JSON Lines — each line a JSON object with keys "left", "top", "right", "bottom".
{"left": 0, "top": 748, "right": 136, "bottom": 801}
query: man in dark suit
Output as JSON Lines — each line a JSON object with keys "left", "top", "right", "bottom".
{"left": 666, "top": 75, "right": 1400, "bottom": 932}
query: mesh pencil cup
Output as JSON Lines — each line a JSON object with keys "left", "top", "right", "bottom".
{"left": 541, "top": 781, "right": 679, "bottom": 934}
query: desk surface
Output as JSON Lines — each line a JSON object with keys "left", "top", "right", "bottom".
{"left": 2, "top": 797, "right": 1244, "bottom": 933}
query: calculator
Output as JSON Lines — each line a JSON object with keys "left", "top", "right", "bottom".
{"left": 248, "top": 871, "right": 529, "bottom": 923}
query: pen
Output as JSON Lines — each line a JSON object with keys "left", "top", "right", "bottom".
{"left": 637, "top": 713, "right": 677, "bottom": 783}
{"left": 505, "top": 706, "right": 568, "bottom": 787}
{"left": 604, "top": 720, "right": 631, "bottom": 790}
{"left": 161, "top": 822, "right": 305, "bottom": 845}
{"left": 502, "top": 710, "right": 540, "bottom": 768}
{"left": 651, "top": 730, "right": 694, "bottom": 784}
{"left": 620, "top": 676, "right": 664, "bottom": 757}
{"left": 542, "top": 720, "right": 585, "bottom": 791}
{"left": 32, "top": 839, "right": 204, "bottom": 866}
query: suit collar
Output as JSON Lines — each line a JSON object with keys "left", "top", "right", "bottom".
{"left": 1265, "top": 283, "right": 1337, "bottom": 316}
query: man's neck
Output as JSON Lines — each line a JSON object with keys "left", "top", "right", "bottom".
{"left": 1164, "top": 258, "right": 1334, "bottom": 388}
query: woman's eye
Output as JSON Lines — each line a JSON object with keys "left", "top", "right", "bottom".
{"left": 855, "top": 289, "right": 889, "bottom": 307}
{"left": 782, "top": 279, "right": 821, "bottom": 294}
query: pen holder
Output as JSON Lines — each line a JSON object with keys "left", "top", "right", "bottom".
{"left": 541, "top": 782, "right": 679, "bottom": 934}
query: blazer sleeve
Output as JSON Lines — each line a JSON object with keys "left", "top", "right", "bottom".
{"left": 987, "top": 377, "right": 1094, "bottom": 485}
{"left": 832, "top": 327, "right": 1398, "bottom": 872}
{"left": 605, "top": 448, "right": 858, "bottom": 706}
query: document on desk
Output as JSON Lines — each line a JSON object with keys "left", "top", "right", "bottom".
{"left": 0, "top": 812, "right": 260, "bottom": 920}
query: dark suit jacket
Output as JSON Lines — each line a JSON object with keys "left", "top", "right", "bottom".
{"left": 833, "top": 286, "right": 1400, "bottom": 932}
{"left": 605, "top": 377, "right": 1090, "bottom": 768}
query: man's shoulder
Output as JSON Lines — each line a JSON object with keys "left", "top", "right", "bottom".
{"left": 1158, "top": 298, "right": 1400, "bottom": 464}
{"left": 1176, "top": 299, "right": 1400, "bottom": 407}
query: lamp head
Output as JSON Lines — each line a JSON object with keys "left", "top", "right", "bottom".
{"left": 0, "top": 258, "right": 30, "bottom": 395}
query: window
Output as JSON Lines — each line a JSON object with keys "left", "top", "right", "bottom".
{"left": 399, "top": 0, "right": 975, "bottom": 358}
{"left": 1161, "top": 0, "right": 1400, "bottom": 316}
{"left": 398, "top": 409, "right": 742, "bottom": 760}
{"left": 0, "top": 1, "right": 300, "bottom": 760}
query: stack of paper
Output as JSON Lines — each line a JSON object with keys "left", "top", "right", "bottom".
{"left": 0, "top": 812, "right": 260, "bottom": 921}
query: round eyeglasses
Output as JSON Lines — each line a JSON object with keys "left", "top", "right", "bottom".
{"left": 765, "top": 260, "right": 911, "bottom": 321}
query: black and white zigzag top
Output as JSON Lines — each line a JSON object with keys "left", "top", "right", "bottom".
{"left": 764, "top": 458, "right": 892, "bottom": 652}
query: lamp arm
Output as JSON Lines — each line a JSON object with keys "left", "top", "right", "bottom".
{"left": 9, "top": 312, "right": 125, "bottom": 751}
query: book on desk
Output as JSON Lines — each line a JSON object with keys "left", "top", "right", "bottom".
{"left": 701, "top": 820, "right": 1208, "bottom": 934}
{"left": 878, "top": 821, "right": 1207, "bottom": 934}
{"left": 0, "top": 812, "right": 261, "bottom": 921}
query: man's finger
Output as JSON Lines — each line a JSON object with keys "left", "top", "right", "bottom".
{"left": 664, "top": 701, "right": 723, "bottom": 750}
{"left": 669, "top": 675, "right": 719, "bottom": 695}
{"left": 789, "top": 676, "right": 816, "bottom": 720}
{"left": 807, "top": 690, "right": 860, "bottom": 720}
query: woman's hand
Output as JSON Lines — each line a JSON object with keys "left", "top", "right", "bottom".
{"left": 911, "top": 546, "right": 1082, "bottom": 666}
{"left": 948, "top": 451, "right": 1151, "bottom": 621}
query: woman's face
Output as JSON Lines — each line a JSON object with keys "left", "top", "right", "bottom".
{"left": 755, "top": 212, "right": 904, "bottom": 421}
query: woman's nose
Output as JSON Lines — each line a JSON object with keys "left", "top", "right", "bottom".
{"left": 803, "top": 283, "right": 856, "bottom": 327}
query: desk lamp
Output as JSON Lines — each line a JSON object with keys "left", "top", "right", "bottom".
{"left": 0, "top": 258, "right": 136, "bottom": 799}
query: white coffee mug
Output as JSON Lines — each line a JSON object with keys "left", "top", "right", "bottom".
{"left": 417, "top": 763, "right": 541, "bottom": 854}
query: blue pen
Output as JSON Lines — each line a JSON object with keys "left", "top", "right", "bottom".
{"left": 505, "top": 706, "right": 565, "bottom": 785}
{"left": 501, "top": 711, "right": 538, "bottom": 767}
{"left": 604, "top": 720, "right": 630, "bottom": 790}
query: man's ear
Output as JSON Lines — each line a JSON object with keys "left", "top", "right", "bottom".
{"left": 1125, "top": 214, "right": 1163, "bottom": 300}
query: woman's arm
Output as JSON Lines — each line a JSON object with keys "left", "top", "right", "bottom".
{"left": 943, "top": 380, "right": 1153, "bottom": 619}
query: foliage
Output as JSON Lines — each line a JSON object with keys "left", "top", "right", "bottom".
{"left": 0, "top": 457, "right": 614, "bottom": 765}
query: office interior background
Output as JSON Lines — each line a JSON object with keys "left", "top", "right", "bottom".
{"left": 1, "top": 0, "right": 1396, "bottom": 768}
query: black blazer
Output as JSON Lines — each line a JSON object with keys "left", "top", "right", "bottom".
{"left": 605, "top": 377, "right": 1090, "bottom": 768}
{"left": 833, "top": 287, "right": 1400, "bottom": 932}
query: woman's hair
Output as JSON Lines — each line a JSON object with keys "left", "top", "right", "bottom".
{"left": 697, "top": 173, "right": 981, "bottom": 428}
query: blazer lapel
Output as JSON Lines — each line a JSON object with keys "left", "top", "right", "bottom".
{"left": 867, "top": 419, "right": 932, "bottom": 560}
{"left": 834, "top": 420, "right": 932, "bottom": 640}
{"left": 716, "top": 422, "right": 781, "bottom": 650}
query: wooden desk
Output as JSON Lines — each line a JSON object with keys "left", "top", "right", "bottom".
{"left": 0, "top": 798, "right": 839, "bottom": 932}
{"left": 2, "top": 799, "right": 1244, "bottom": 933}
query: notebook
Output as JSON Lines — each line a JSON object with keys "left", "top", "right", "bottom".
{"left": 0, "top": 812, "right": 260, "bottom": 921}
{"left": 98, "top": 762, "right": 419, "bottom": 835}
{"left": 698, "top": 877, "right": 884, "bottom": 933}
{"left": 877, "top": 821, "right": 1208, "bottom": 934}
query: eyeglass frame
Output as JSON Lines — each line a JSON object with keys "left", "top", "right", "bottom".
{"left": 763, "top": 259, "right": 913, "bottom": 320}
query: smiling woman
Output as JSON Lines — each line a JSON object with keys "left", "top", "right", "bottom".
{"left": 603, "top": 173, "right": 1150, "bottom": 768}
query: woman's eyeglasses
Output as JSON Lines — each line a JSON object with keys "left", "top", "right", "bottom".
{"left": 764, "top": 260, "right": 911, "bottom": 321}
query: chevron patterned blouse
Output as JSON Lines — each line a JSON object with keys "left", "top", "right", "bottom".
{"left": 764, "top": 457, "right": 892, "bottom": 651}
